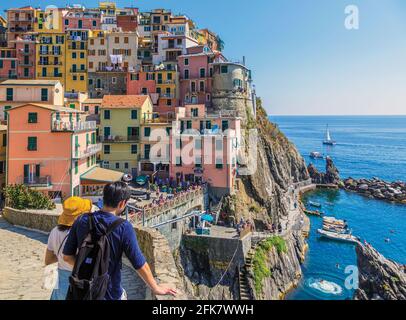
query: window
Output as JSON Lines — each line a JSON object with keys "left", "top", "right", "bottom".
{"left": 184, "top": 69, "right": 189, "bottom": 79}
{"left": 80, "top": 75, "right": 84, "bottom": 81}
{"left": 186, "top": 120, "right": 192, "bottom": 129}
{"left": 28, "top": 112, "right": 37, "bottom": 123}
{"left": 65, "top": 19, "right": 69, "bottom": 25}
{"left": 221, "top": 65, "right": 228, "bottom": 74}
{"left": 141, "top": 87, "right": 148, "bottom": 95}
{"left": 2, "top": 133, "right": 6, "bottom": 147}
{"left": 0, "top": 60, "right": 3, "bottom": 68}
{"left": 216, "top": 158, "right": 223, "bottom": 169}
{"left": 199, "top": 81, "right": 205, "bottom": 92}
{"left": 115, "top": 37, "right": 119, "bottom": 44}
{"left": 112, "top": 77, "right": 117, "bottom": 84}
{"left": 104, "top": 110, "right": 111, "bottom": 120}
{"left": 131, "top": 144, "right": 138, "bottom": 154}
{"left": 166, "top": 99, "right": 172, "bottom": 106}
{"left": 222, "top": 120, "right": 229, "bottom": 131}
{"left": 80, "top": 52, "right": 85, "bottom": 59}
{"left": 41, "top": 88, "right": 48, "bottom": 101}
{"left": 115, "top": 163, "right": 120, "bottom": 169}
{"left": 27, "top": 137, "right": 37, "bottom": 151}
{"left": 176, "top": 157, "right": 182, "bottom": 167}
{"left": 200, "top": 68, "right": 206, "bottom": 78}
{"left": 84, "top": 106, "right": 89, "bottom": 112}
{"left": 191, "top": 108, "right": 198, "bottom": 117}
{"left": 72, "top": 52, "right": 77, "bottom": 59}
{"left": 195, "top": 157, "right": 202, "bottom": 168}
{"left": 131, "top": 110, "right": 138, "bottom": 119}
{"left": 124, "top": 163, "right": 129, "bottom": 170}
{"left": 6, "top": 88, "right": 13, "bottom": 101}
{"left": 104, "top": 145, "right": 111, "bottom": 154}
{"left": 144, "top": 144, "right": 150, "bottom": 159}
{"left": 184, "top": 58, "right": 189, "bottom": 66}
{"left": 74, "top": 161, "right": 79, "bottom": 174}
{"left": 73, "top": 75, "right": 77, "bottom": 81}
{"left": 144, "top": 127, "right": 151, "bottom": 137}
{"left": 124, "top": 37, "right": 129, "bottom": 44}
{"left": 90, "top": 39, "right": 94, "bottom": 45}
{"left": 92, "top": 20, "right": 97, "bottom": 27}
{"left": 191, "top": 82, "right": 196, "bottom": 92}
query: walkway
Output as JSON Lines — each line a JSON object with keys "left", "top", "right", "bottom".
{"left": 0, "top": 216, "right": 147, "bottom": 300}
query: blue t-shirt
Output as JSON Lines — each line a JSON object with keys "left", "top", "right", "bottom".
{"left": 63, "top": 211, "right": 146, "bottom": 300}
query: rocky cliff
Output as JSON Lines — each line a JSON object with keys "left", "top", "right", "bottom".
{"left": 176, "top": 100, "right": 311, "bottom": 300}
{"left": 355, "top": 243, "right": 406, "bottom": 300}
{"left": 308, "top": 157, "right": 340, "bottom": 185}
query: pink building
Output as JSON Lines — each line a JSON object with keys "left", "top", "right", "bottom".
{"left": 169, "top": 104, "right": 241, "bottom": 196}
{"left": 127, "top": 71, "right": 157, "bottom": 96}
{"left": 0, "top": 48, "right": 17, "bottom": 80}
{"left": 6, "top": 103, "right": 103, "bottom": 198}
{"left": 63, "top": 10, "right": 101, "bottom": 31}
{"left": 178, "top": 46, "right": 222, "bottom": 107}
{"left": 13, "top": 35, "right": 36, "bottom": 79}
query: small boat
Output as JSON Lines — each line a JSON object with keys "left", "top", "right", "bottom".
{"left": 323, "top": 125, "right": 337, "bottom": 145}
{"left": 309, "top": 201, "right": 322, "bottom": 208}
{"left": 310, "top": 151, "right": 324, "bottom": 159}
{"left": 323, "top": 217, "right": 347, "bottom": 227}
{"left": 317, "top": 228, "right": 360, "bottom": 244}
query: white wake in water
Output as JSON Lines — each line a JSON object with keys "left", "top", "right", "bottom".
{"left": 308, "top": 278, "right": 343, "bottom": 296}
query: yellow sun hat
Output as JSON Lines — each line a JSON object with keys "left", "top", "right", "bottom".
{"left": 58, "top": 197, "right": 92, "bottom": 227}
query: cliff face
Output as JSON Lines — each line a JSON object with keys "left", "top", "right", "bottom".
{"left": 355, "top": 243, "right": 406, "bottom": 300}
{"left": 176, "top": 101, "right": 310, "bottom": 300}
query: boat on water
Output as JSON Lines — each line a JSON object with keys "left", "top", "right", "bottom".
{"left": 323, "top": 216, "right": 347, "bottom": 227}
{"left": 309, "top": 201, "right": 322, "bottom": 208}
{"left": 323, "top": 125, "right": 336, "bottom": 146}
{"left": 317, "top": 228, "right": 360, "bottom": 244}
{"left": 310, "top": 151, "right": 324, "bottom": 159}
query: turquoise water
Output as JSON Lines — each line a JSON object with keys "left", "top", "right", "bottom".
{"left": 270, "top": 116, "right": 406, "bottom": 300}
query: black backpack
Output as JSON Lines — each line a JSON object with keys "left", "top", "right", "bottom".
{"left": 66, "top": 214, "right": 125, "bottom": 300}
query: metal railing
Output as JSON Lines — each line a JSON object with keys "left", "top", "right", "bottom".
{"left": 17, "top": 176, "right": 52, "bottom": 187}
{"left": 73, "top": 143, "right": 102, "bottom": 159}
{"left": 99, "top": 135, "right": 140, "bottom": 143}
{"left": 52, "top": 120, "right": 97, "bottom": 132}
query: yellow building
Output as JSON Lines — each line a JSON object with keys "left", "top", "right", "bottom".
{"left": 34, "top": 8, "right": 66, "bottom": 33}
{"left": 100, "top": 95, "right": 153, "bottom": 176}
{"left": 0, "top": 125, "right": 6, "bottom": 196}
{"left": 36, "top": 33, "right": 66, "bottom": 86}
{"left": 65, "top": 30, "right": 89, "bottom": 93}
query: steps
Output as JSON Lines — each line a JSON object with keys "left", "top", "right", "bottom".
{"left": 238, "top": 245, "right": 256, "bottom": 300}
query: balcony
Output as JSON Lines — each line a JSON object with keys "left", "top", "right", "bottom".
{"left": 70, "top": 68, "right": 87, "bottom": 73}
{"left": 19, "top": 49, "right": 33, "bottom": 55}
{"left": 37, "top": 72, "right": 63, "bottom": 78}
{"left": 160, "top": 93, "right": 174, "bottom": 99}
{"left": 17, "top": 176, "right": 52, "bottom": 188}
{"left": 73, "top": 143, "right": 102, "bottom": 159}
{"left": 99, "top": 135, "right": 140, "bottom": 143}
{"left": 52, "top": 120, "right": 97, "bottom": 132}
{"left": 19, "top": 61, "right": 33, "bottom": 67}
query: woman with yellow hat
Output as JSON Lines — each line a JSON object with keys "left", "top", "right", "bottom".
{"left": 44, "top": 197, "right": 93, "bottom": 300}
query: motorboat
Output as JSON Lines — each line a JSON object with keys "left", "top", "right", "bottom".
{"left": 323, "top": 125, "right": 337, "bottom": 145}
{"left": 309, "top": 201, "right": 322, "bottom": 208}
{"left": 317, "top": 228, "right": 360, "bottom": 244}
{"left": 310, "top": 151, "right": 324, "bottom": 159}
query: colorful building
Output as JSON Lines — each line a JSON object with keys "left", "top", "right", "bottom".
{"left": 100, "top": 95, "right": 153, "bottom": 175}
{"left": 0, "top": 125, "right": 7, "bottom": 199}
{"left": 0, "top": 79, "right": 64, "bottom": 122}
{"left": 62, "top": 8, "right": 101, "bottom": 31}
{"left": 65, "top": 29, "right": 89, "bottom": 93}
{"left": 6, "top": 103, "right": 100, "bottom": 198}
{"left": 116, "top": 8, "right": 139, "bottom": 32}
{"left": 0, "top": 48, "right": 18, "bottom": 81}
{"left": 6, "top": 6, "right": 36, "bottom": 45}
{"left": 35, "top": 33, "right": 66, "bottom": 86}
{"left": 169, "top": 104, "right": 241, "bottom": 196}
{"left": 12, "top": 34, "right": 36, "bottom": 79}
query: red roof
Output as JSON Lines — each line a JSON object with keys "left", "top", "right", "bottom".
{"left": 101, "top": 95, "right": 149, "bottom": 109}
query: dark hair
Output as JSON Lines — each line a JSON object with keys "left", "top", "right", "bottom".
{"left": 103, "top": 181, "right": 131, "bottom": 208}
{"left": 57, "top": 225, "right": 71, "bottom": 232}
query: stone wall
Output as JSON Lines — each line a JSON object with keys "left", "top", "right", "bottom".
{"left": 178, "top": 232, "right": 252, "bottom": 299}
{"left": 2, "top": 206, "right": 61, "bottom": 232}
{"left": 2, "top": 206, "right": 187, "bottom": 300}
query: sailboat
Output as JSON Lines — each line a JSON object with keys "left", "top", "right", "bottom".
{"left": 323, "top": 125, "right": 336, "bottom": 146}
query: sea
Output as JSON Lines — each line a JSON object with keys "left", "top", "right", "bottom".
{"left": 269, "top": 115, "right": 406, "bottom": 300}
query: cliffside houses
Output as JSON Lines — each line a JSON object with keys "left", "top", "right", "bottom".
{"left": 0, "top": 3, "right": 256, "bottom": 202}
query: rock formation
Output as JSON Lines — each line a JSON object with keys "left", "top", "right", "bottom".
{"left": 177, "top": 99, "right": 311, "bottom": 300}
{"left": 355, "top": 243, "right": 406, "bottom": 300}
{"left": 308, "top": 157, "right": 340, "bottom": 185}
{"left": 342, "top": 178, "right": 406, "bottom": 204}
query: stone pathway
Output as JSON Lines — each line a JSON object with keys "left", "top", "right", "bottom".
{"left": 0, "top": 216, "right": 147, "bottom": 300}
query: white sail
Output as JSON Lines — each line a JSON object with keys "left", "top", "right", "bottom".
{"left": 325, "top": 125, "right": 332, "bottom": 141}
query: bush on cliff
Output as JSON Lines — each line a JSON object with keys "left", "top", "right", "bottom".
{"left": 252, "top": 236, "right": 287, "bottom": 296}
{"left": 4, "top": 184, "right": 56, "bottom": 210}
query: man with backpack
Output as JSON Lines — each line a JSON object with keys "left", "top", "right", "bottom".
{"left": 62, "top": 181, "right": 177, "bottom": 300}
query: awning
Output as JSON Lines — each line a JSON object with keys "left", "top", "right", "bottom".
{"left": 81, "top": 167, "right": 124, "bottom": 184}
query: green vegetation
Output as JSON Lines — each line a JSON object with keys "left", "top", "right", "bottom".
{"left": 252, "top": 236, "right": 287, "bottom": 296}
{"left": 4, "top": 184, "right": 56, "bottom": 210}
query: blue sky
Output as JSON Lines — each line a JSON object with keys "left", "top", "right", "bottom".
{"left": 2, "top": 0, "right": 406, "bottom": 115}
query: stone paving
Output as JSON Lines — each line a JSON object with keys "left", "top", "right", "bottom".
{"left": 0, "top": 216, "right": 147, "bottom": 300}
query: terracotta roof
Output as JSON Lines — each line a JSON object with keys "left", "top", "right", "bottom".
{"left": 83, "top": 98, "right": 103, "bottom": 104}
{"left": 81, "top": 167, "right": 124, "bottom": 183}
{"left": 101, "top": 95, "right": 149, "bottom": 109}
{"left": 8, "top": 103, "right": 82, "bottom": 113}
{"left": 0, "top": 79, "right": 61, "bottom": 86}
